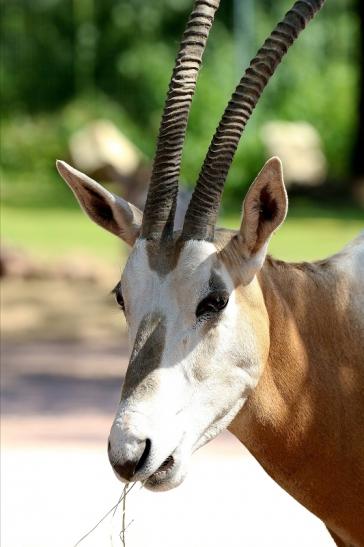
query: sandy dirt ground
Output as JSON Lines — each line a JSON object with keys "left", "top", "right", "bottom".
{"left": 1, "top": 278, "right": 334, "bottom": 547}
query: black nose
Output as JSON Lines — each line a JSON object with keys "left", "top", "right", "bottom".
{"left": 108, "top": 438, "right": 151, "bottom": 481}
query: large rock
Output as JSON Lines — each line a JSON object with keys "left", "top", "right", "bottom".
{"left": 261, "top": 121, "right": 327, "bottom": 187}
{"left": 69, "top": 119, "right": 140, "bottom": 179}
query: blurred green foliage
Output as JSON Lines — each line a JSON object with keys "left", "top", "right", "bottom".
{"left": 0, "top": 0, "right": 361, "bottom": 210}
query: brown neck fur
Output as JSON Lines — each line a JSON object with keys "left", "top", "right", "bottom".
{"left": 229, "top": 256, "right": 364, "bottom": 544}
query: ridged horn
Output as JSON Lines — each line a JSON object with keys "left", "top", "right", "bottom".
{"left": 182, "top": 0, "right": 326, "bottom": 241}
{"left": 141, "top": 0, "right": 220, "bottom": 240}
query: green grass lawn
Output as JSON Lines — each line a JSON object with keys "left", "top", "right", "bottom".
{"left": 224, "top": 202, "right": 363, "bottom": 261}
{"left": 1, "top": 206, "right": 121, "bottom": 262}
{"left": 2, "top": 202, "right": 363, "bottom": 264}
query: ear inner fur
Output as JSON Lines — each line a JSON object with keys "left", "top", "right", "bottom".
{"left": 56, "top": 160, "right": 142, "bottom": 246}
{"left": 240, "top": 157, "right": 288, "bottom": 256}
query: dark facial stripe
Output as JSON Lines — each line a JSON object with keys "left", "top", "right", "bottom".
{"left": 146, "top": 235, "right": 185, "bottom": 276}
{"left": 122, "top": 312, "right": 166, "bottom": 400}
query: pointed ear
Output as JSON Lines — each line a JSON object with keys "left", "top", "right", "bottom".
{"left": 239, "top": 157, "right": 288, "bottom": 264}
{"left": 56, "top": 161, "right": 142, "bottom": 246}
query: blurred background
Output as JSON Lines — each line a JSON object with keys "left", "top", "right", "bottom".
{"left": 1, "top": 0, "right": 363, "bottom": 546}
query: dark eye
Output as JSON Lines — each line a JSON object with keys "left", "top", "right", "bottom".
{"left": 196, "top": 291, "right": 229, "bottom": 319}
{"left": 115, "top": 291, "right": 125, "bottom": 310}
{"left": 112, "top": 282, "right": 125, "bottom": 311}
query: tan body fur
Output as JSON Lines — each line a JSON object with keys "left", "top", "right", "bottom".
{"left": 226, "top": 235, "right": 364, "bottom": 545}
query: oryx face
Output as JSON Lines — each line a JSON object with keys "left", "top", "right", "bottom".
{"left": 57, "top": 0, "right": 322, "bottom": 492}
{"left": 107, "top": 236, "right": 267, "bottom": 490}
{"left": 57, "top": 156, "right": 287, "bottom": 491}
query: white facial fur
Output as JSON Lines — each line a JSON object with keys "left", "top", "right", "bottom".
{"left": 109, "top": 239, "right": 265, "bottom": 491}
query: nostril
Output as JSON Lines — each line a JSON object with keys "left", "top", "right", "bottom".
{"left": 135, "top": 438, "right": 151, "bottom": 474}
{"left": 113, "top": 460, "right": 137, "bottom": 482}
{"left": 108, "top": 440, "right": 111, "bottom": 453}
{"left": 109, "top": 438, "right": 151, "bottom": 482}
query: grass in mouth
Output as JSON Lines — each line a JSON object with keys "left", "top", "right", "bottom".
{"left": 73, "top": 482, "right": 136, "bottom": 547}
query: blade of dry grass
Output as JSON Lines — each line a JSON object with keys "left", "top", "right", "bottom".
{"left": 74, "top": 483, "right": 136, "bottom": 547}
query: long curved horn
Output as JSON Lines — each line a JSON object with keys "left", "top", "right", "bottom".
{"left": 141, "top": 0, "right": 220, "bottom": 240}
{"left": 182, "top": 0, "right": 326, "bottom": 241}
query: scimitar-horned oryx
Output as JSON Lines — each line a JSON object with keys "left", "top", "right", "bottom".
{"left": 56, "top": 0, "right": 364, "bottom": 544}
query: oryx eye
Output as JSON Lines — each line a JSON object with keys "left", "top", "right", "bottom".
{"left": 115, "top": 291, "right": 125, "bottom": 310}
{"left": 112, "top": 282, "right": 125, "bottom": 311}
{"left": 196, "top": 291, "right": 229, "bottom": 319}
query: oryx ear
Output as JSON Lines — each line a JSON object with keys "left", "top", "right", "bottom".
{"left": 56, "top": 161, "right": 142, "bottom": 246}
{"left": 239, "top": 157, "right": 287, "bottom": 265}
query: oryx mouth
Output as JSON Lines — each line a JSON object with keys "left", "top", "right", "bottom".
{"left": 145, "top": 454, "right": 176, "bottom": 487}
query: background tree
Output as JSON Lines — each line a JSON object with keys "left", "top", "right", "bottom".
{"left": 352, "top": 0, "right": 364, "bottom": 188}
{"left": 0, "top": 0, "right": 361, "bottom": 206}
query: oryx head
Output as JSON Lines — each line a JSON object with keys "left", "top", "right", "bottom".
{"left": 57, "top": 0, "right": 325, "bottom": 491}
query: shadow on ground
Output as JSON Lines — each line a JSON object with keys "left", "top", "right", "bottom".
{"left": 2, "top": 338, "right": 128, "bottom": 416}
{"left": 1, "top": 277, "right": 130, "bottom": 442}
